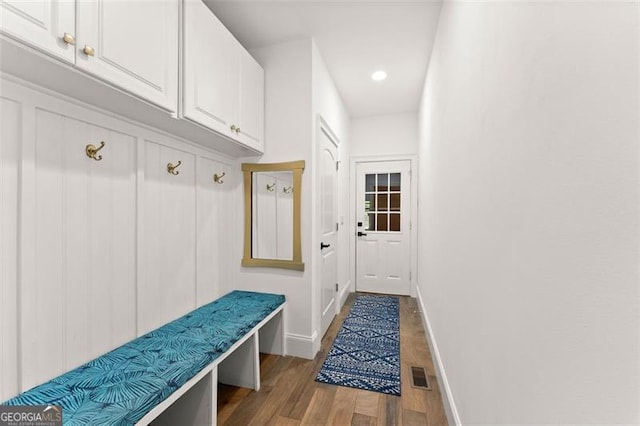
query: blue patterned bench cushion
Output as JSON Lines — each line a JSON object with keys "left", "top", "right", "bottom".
{"left": 3, "top": 290, "right": 285, "bottom": 425}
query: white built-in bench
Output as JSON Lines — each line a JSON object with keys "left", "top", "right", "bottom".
{"left": 2, "top": 290, "right": 286, "bottom": 425}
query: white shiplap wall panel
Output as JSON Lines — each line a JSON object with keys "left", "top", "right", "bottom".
{"left": 196, "top": 156, "right": 229, "bottom": 306}
{"left": 21, "top": 109, "right": 137, "bottom": 389}
{"left": 0, "top": 97, "right": 20, "bottom": 401}
{"left": 140, "top": 140, "right": 197, "bottom": 334}
{"left": 61, "top": 117, "right": 137, "bottom": 364}
{"left": 22, "top": 108, "right": 66, "bottom": 390}
{"left": 60, "top": 115, "right": 91, "bottom": 371}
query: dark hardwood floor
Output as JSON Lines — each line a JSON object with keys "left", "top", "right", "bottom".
{"left": 218, "top": 293, "right": 448, "bottom": 425}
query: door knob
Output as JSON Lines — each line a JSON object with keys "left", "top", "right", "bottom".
{"left": 320, "top": 242, "right": 330, "bottom": 249}
{"left": 357, "top": 232, "right": 367, "bottom": 237}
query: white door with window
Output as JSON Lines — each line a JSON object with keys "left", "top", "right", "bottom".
{"left": 356, "top": 160, "right": 411, "bottom": 295}
{"left": 319, "top": 124, "right": 339, "bottom": 337}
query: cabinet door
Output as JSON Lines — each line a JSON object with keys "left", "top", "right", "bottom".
{"left": 196, "top": 157, "right": 231, "bottom": 306}
{"left": 75, "top": 0, "right": 178, "bottom": 112}
{"left": 0, "top": 0, "right": 75, "bottom": 63}
{"left": 21, "top": 110, "right": 137, "bottom": 390}
{"left": 140, "top": 140, "right": 196, "bottom": 334}
{"left": 237, "top": 49, "right": 265, "bottom": 152}
{"left": 183, "top": 0, "right": 238, "bottom": 139}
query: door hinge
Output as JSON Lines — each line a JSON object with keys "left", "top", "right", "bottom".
{"left": 409, "top": 271, "right": 412, "bottom": 281}
{"left": 335, "top": 283, "right": 339, "bottom": 292}
{"left": 336, "top": 222, "right": 339, "bottom": 231}
{"left": 336, "top": 161, "right": 340, "bottom": 171}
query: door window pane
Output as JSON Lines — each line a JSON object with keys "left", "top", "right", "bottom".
{"left": 377, "top": 214, "right": 388, "bottom": 231}
{"left": 390, "top": 214, "right": 400, "bottom": 231}
{"left": 390, "top": 193, "right": 400, "bottom": 211}
{"left": 365, "top": 194, "right": 375, "bottom": 212}
{"left": 377, "top": 194, "right": 388, "bottom": 211}
{"left": 366, "top": 213, "right": 375, "bottom": 231}
{"left": 390, "top": 173, "right": 401, "bottom": 191}
{"left": 365, "top": 174, "right": 375, "bottom": 192}
{"left": 377, "top": 173, "right": 388, "bottom": 191}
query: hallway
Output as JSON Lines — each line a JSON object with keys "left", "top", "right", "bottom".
{"left": 218, "top": 293, "right": 448, "bottom": 425}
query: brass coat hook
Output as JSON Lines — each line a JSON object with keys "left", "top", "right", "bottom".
{"left": 283, "top": 186, "right": 293, "bottom": 194}
{"left": 266, "top": 183, "right": 276, "bottom": 192}
{"left": 167, "top": 160, "right": 182, "bottom": 175}
{"left": 86, "top": 141, "right": 106, "bottom": 161}
{"left": 213, "top": 172, "right": 226, "bottom": 184}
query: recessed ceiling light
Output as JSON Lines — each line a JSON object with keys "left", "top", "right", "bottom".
{"left": 371, "top": 70, "right": 387, "bottom": 81}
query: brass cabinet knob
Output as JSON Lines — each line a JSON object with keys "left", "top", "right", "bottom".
{"left": 62, "top": 33, "right": 75, "bottom": 45}
{"left": 235, "top": 127, "right": 241, "bottom": 134}
{"left": 230, "top": 125, "right": 237, "bottom": 132}
{"left": 83, "top": 45, "right": 95, "bottom": 57}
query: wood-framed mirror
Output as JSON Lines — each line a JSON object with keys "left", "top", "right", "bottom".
{"left": 242, "top": 160, "right": 305, "bottom": 271}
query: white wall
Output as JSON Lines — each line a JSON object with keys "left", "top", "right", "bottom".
{"left": 237, "top": 39, "right": 315, "bottom": 358}
{"left": 237, "top": 39, "right": 350, "bottom": 359}
{"left": 351, "top": 113, "right": 418, "bottom": 157}
{"left": 311, "top": 40, "right": 351, "bottom": 342}
{"left": 418, "top": 2, "right": 639, "bottom": 425}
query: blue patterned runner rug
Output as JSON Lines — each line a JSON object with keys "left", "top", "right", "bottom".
{"left": 315, "top": 294, "right": 400, "bottom": 396}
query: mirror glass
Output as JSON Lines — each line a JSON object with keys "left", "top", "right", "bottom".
{"left": 242, "top": 161, "right": 305, "bottom": 271}
{"left": 252, "top": 171, "right": 294, "bottom": 260}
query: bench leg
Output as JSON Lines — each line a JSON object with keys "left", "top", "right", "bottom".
{"left": 218, "top": 333, "right": 260, "bottom": 391}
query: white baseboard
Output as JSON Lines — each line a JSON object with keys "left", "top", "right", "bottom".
{"left": 415, "top": 286, "right": 462, "bottom": 426}
{"left": 338, "top": 281, "right": 351, "bottom": 309}
{"left": 285, "top": 332, "right": 318, "bottom": 360}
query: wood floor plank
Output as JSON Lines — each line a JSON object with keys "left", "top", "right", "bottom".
{"left": 425, "top": 378, "right": 449, "bottom": 426}
{"left": 354, "top": 390, "right": 380, "bottom": 417}
{"left": 300, "top": 384, "right": 337, "bottom": 425}
{"left": 216, "top": 384, "right": 252, "bottom": 424}
{"left": 403, "top": 408, "right": 428, "bottom": 425}
{"left": 217, "top": 293, "right": 448, "bottom": 426}
{"left": 268, "top": 416, "right": 301, "bottom": 426}
{"left": 325, "top": 386, "right": 358, "bottom": 425}
{"left": 279, "top": 359, "right": 320, "bottom": 420}
{"left": 248, "top": 359, "right": 303, "bottom": 425}
{"left": 222, "top": 384, "right": 274, "bottom": 425}
{"left": 351, "top": 413, "right": 377, "bottom": 426}
{"left": 378, "top": 394, "right": 402, "bottom": 426}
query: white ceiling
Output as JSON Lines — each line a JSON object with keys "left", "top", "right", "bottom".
{"left": 204, "top": 1, "right": 443, "bottom": 118}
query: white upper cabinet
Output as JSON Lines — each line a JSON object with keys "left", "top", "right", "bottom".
{"left": 0, "top": 0, "right": 75, "bottom": 63}
{"left": 237, "top": 48, "right": 265, "bottom": 152}
{"left": 183, "top": 0, "right": 237, "bottom": 137}
{"left": 183, "top": 0, "right": 264, "bottom": 153}
{"left": 0, "top": 0, "right": 178, "bottom": 113}
{"left": 1, "top": 0, "right": 262, "bottom": 155}
{"left": 75, "top": 1, "right": 178, "bottom": 112}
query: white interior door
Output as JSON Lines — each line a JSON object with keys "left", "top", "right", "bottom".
{"left": 356, "top": 160, "right": 411, "bottom": 295}
{"left": 319, "top": 126, "right": 338, "bottom": 337}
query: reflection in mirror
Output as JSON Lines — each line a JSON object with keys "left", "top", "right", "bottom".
{"left": 242, "top": 161, "right": 305, "bottom": 271}
{"left": 252, "top": 171, "right": 293, "bottom": 260}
